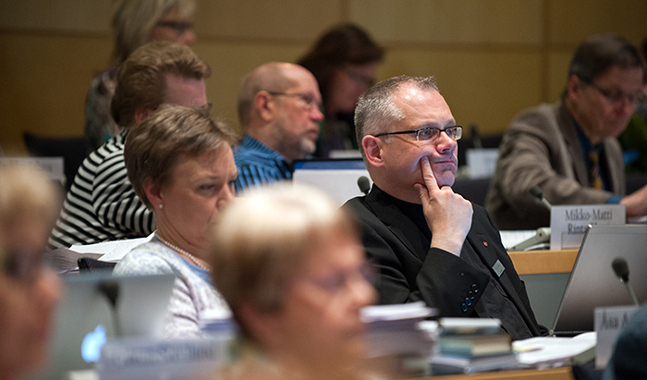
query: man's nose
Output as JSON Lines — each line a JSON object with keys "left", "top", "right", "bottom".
{"left": 435, "top": 130, "right": 457, "bottom": 153}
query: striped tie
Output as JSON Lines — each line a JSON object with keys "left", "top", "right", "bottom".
{"left": 588, "top": 151, "right": 603, "bottom": 190}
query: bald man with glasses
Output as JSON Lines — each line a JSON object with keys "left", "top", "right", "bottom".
{"left": 343, "top": 75, "right": 545, "bottom": 340}
{"left": 486, "top": 33, "right": 647, "bottom": 230}
{"left": 233, "top": 62, "right": 324, "bottom": 192}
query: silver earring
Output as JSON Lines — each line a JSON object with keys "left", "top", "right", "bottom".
{"left": 159, "top": 204, "right": 163, "bottom": 209}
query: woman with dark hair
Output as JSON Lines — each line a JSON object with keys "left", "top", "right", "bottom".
{"left": 298, "top": 23, "right": 383, "bottom": 157}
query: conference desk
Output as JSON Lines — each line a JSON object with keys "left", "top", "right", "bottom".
{"left": 430, "top": 367, "right": 574, "bottom": 380}
{"left": 506, "top": 249, "right": 579, "bottom": 328}
{"left": 508, "top": 249, "right": 578, "bottom": 275}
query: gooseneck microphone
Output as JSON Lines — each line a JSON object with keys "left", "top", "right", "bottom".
{"left": 529, "top": 185, "right": 552, "bottom": 210}
{"left": 611, "top": 257, "right": 639, "bottom": 306}
{"left": 358, "top": 176, "right": 371, "bottom": 195}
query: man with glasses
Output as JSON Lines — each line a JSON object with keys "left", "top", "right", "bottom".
{"left": 343, "top": 75, "right": 544, "bottom": 340}
{"left": 487, "top": 34, "right": 647, "bottom": 230}
{"left": 233, "top": 62, "right": 324, "bottom": 192}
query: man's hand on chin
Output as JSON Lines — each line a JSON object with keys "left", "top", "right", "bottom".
{"left": 415, "top": 156, "right": 472, "bottom": 256}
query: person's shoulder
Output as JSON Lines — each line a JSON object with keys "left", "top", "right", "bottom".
{"left": 113, "top": 242, "right": 175, "bottom": 276}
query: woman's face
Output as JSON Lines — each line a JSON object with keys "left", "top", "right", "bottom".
{"left": 327, "top": 63, "right": 378, "bottom": 115}
{"left": 0, "top": 217, "right": 61, "bottom": 377}
{"left": 153, "top": 145, "right": 238, "bottom": 251}
{"left": 264, "top": 230, "right": 376, "bottom": 369}
{"left": 148, "top": 4, "right": 196, "bottom": 46}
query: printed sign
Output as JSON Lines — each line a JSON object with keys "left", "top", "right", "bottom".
{"left": 549, "top": 205, "right": 625, "bottom": 250}
{"left": 595, "top": 305, "right": 639, "bottom": 369}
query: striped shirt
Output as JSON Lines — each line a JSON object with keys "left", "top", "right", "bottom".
{"left": 48, "top": 131, "right": 154, "bottom": 249}
{"left": 233, "top": 134, "right": 292, "bottom": 193}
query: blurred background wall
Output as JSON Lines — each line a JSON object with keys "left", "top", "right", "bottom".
{"left": 1, "top": 0, "right": 646, "bottom": 154}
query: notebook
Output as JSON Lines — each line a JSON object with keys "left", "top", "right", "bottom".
{"left": 552, "top": 224, "right": 647, "bottom": 334}
{"left": 28, "top": 272, "right": 175, "bottom": 379}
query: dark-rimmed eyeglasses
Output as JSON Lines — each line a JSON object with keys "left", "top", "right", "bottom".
{"left": 374, "top": 125, "right": 463, "bottom": 142}
{"left": 1, "top": 248, "right": 45, "bottom": 285}
{"left": 267, "top": 92, "right": 322, "bottom": 111}
{"left": 584, "top": 81, "right": 646, "bottom": 108}
{"left": 155, "top": 21, "right": 194, "bottom": 34}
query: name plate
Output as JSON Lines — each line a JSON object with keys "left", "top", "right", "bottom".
{"left": 595, "top": 305, "right": 639, "bottom": 369}
{"left": 549, "top": 205, "right": 625, "bottom": 250}
{"left": 96, "top": 335, "right": 233, "bottom": 380}
{"left": 466, "top": 149, "right": 498, "bottom": 179}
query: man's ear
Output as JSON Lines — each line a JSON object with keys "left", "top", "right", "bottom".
{"left": 254, "top": 91, "right": 275, "bottom": 122}
{"left": 362, "top": 135, "right": 385, "bottom": 168}
{"left": 566, "top": 74, "right": 582, "bottom": 103}
{"left": 142, "top": 177, "right": 162, "bottom": 209}
{"left": 134, "top": 107, "right": 153, "bottom": 125}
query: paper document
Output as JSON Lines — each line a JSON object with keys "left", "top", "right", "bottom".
{"left": 500, "top": 230, "right": 537, "bottom": 250}
{"left": 512, "top": 332, "right": 596, "bottom": 365}
{"left": 69, "top": 233, "right": 153, "bottom": 262}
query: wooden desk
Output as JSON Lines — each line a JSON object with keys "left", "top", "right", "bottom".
{"left": 426, "top": 367, "right": 574, "bottom": 380}
{"left": 508, "top": 249, "right": 578, "bottom": 275}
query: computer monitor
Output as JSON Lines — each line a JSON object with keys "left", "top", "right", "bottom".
{"left": 292, "top": 159, "right": 371, "bottom": 207}
{"left": 552, "top": 224, "right": 647, "bottom": 334}
{"left": 28, "top": 272, "right": 175, "bottom": 379}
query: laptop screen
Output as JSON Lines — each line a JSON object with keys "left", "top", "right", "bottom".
{"left": 552, "top": 224, "right": 647, "bottom": 333}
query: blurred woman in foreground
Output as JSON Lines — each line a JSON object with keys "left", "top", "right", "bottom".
{"left": 0, "top": 164, "right": 61, "bottom": 379}
{"left": 114, "top": 104, "right": 238, "bottom": 337}
{"left": 210, "top": 184, "right": 377, "bottom": 380}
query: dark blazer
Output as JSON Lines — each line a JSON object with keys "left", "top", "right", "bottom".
{"left": 343, "top": 186, "right": 543, "bottom": 338}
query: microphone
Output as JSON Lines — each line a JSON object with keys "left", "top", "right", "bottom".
{"left": 611, "top": 257, "right": 639, "bottom": 306}
{"left": 470, "top": 124, "right": 483, "bottom": 150}
{"left": 529, "top": 185, "right": 552, "bottom": 210}
{"left": 357, "top": 176, "right": 371, "bottom": 195}
{"left": 98, "top": 280, "right": 123, "bottom": 336}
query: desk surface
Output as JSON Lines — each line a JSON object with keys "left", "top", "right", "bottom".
{"left": 428, "top": 366, "right": 574, "bottom": 380}
{"left": 509, "top": 249, "right": 578, "bottom": 275}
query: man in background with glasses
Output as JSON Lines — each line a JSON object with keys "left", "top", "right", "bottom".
{"left": 233, "top": 62, "right": 324, "bottom": 192}
{"left": 343, "top": 75, "right": 544, "bottom": 340}
{"left": 487, "top": 33, "right": 647, "bottom": 230}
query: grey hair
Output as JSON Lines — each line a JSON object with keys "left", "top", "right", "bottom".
{"left": 354, "top": 75, "right": 438, "bottom": 158}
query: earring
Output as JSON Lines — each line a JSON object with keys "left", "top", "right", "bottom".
{"left": 158, "top": 204, "right": 163, "bottom": 209}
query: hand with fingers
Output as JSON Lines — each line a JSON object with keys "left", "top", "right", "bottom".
{"left": 414, "top": 155, "right": 473, "bottom": 256}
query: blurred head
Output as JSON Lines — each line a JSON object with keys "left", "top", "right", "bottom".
{"left": 125, "top": 105, "right": 238, "bottom": 251}
{"left": 112, "top": 0, "right": 196, "bottom": 64}
{"left": 298, "top": 24, "right": 383, "bottom": 115}
{"left": 237, "top": 63, "right": 324, "bottom": 162}
{"left": 565, "top": 33, "right": 647, "bottom": 144}
{"left": 356, "top": 75, "right": 459, "bottom": 203}
{"left": 210, "top": 184, "right": 376, "bottom": 372}
{"left": 0, "top": 164, "right": 61, "bottom": 378}
{"left": 111, "top": 41, "right": 210, "bottom": 127}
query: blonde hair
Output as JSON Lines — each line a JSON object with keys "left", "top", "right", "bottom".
{"left": 124, "top": 104, "right": 238, "bottom": 209}
{"left": 209, "top": 184, "right": 358, "bottom": 337}
{"left": 0, "top": 163, "right": 60, "bottom": 254}
{"left": 111, "top": 0, "right": 196, "bottom": 65}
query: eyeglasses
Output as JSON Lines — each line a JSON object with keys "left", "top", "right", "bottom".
{"left": 585, "top": 81, "right": 646, "bottom": 108}
{"left": 267, "top": 92, "right": 322, "bottom": 111}
{"left": 374, "top": 125, "right": 463, "bottom": 142}
{"left": 1, "top": 249, "right": 45, "bottom": 285}
{"left": 303, "top": 260, "right": 376, "bottom": 295}
{"left": 155, "top": 21, "right": 194, "bottom": 34}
